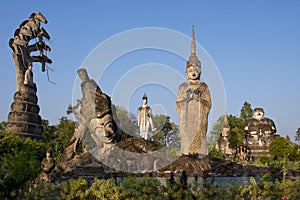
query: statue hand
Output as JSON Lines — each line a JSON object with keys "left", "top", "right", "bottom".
{"left": 201, "top": 99, "right": 210, "bottom": 108}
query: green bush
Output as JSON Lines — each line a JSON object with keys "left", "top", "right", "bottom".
{"left": 18, "top": 175, "right": 300, "bottom": 200}
{"left": 0, "top": 130, "right": 46, "bottom": 198}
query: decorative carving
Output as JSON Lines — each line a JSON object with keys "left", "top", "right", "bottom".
{"left": 6, "top": 12, "right": 52, "bottom": 139}
{"left": 58, "top": 68, "right": 119, "bottom": 172}
{"left": 176, "top": 26, "right": 212, "bottom": 157}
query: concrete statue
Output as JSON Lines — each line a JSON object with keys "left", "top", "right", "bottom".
{"left": 6, "top": 12, "right": 52, "bottom": 139}
{"left": 40, "top": 149, "right": 55, "bottom": 182}
{"left": 244, "top": 107, "right": 277, "bottom": 159}
{"left": 176, "top": 26, "right": 212, "bottom": 157}
{"left": 58, "top": 68, "right": 119, "bottom": 171}
{"left": 245, "top": 107, "right": 276, "bottom": 147}
{"left": 137, "top": 93, "right": 155, "bottom": 140}
{"left": 215, "top": 114, "right": 233, "bottom": 158}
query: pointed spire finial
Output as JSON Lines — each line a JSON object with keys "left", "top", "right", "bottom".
{"left": 142, "top": 92, "right": 147, "bottom": 100}
{"left": 191, "top": 25, "right": 196, "bottom": 56}
{"left": 186, "top": 26, "right": 201, "bottom": 74}
{"left": 224, "top": 113, "right": 228, "bottom": 125}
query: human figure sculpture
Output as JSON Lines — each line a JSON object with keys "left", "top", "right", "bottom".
{"left": 24, "top": 62, "right": 34, "bottom": 85}
{"left": 244, "top": 107, "right": 276, "bottom": 147}
{"left": 176, "top": 27, "right": 211, "bottom": 157}
{"left": 137, "top": 93, "right": 155, "bottom": 140}
{"left": 40, "top": 149, "right": 55, "bottom": 182}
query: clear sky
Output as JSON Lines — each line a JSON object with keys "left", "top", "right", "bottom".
{"left": 1, "top": 1, "right": 299, "bottom": 140}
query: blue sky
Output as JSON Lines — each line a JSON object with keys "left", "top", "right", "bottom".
{"left": 1, "top": 1, "right": 300, "bottom": 140}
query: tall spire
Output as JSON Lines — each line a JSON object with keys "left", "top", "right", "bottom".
{"left": 187, "top": 26, "right": 201, "bottom": 73}
{"left": 191, "top": 25, "right": 196, "bottom": 56}
{"left": 223, "top": 113, "right": 229, "bottom": 128}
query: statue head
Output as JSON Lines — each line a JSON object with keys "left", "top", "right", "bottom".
{"left": 46, "top": 148, "right": 52, "bottom": 158}
{"left": 28, "top": 62, "right": 32, "bottom": 70}
{"left": 77, "top": 68, "right": 90, "bottom": 82}
{"left": 186, "top": 64, "right": 201, "bottom": 81}
{"left": 142, "top": 92, "right": 148, "bottom": 105}
{"left": 253, "top": 108, "right": 264, "bottom": 120}
{"left": 186, "top": 26, "right": 201, "bottom": 81}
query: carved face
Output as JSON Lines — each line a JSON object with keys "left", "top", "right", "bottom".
{"left": 186, "top": 65, "right": 200, "bottom": 80}
{"left": 142, "top": 99, "right": 147, "bottom": 105}
{"left": 89, "top": 114, "right": 116, "bottom": 141}
{"left": 253, "top": 108, "right": 264, "bottom": 120}
{"left": 77, "top": 68, "right": 89, "bottom": 82}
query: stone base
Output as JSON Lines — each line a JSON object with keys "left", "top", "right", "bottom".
{"left": 159, "top": 155, "right": 211, "bottom": 177}
{"left": 247, "top": 145, "right": 270, "bottom": 159}
{"left": 55, "top": 137, "right": 211, "bottom": 180}
{"left": 6, "top": 84, "right": 43, "bottom": 139}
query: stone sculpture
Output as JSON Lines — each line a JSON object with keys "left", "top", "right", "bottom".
{"left": 137, "top": 93, "right": 155, "bottom": 140}
{"left": 40, "top": 149, "right": 55, "bottom": 182}
{"left": 176, "top": 27, "right": 212, "bottom": 157}
{"left": 58, "top": 68, "right": 119, "bottom": 171}
{"left": 244, "top": 107, "right": 277, "bottom": 160}
{"left": 215, "top": 114, "right": 233, "bottom": 158}
{"left": 6, "top": 12, "right": 52, "bottom": 139}
{"left": 245, "top": 107, "right": 276, "bottom": 147}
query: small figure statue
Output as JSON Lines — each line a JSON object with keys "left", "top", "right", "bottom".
{"left": 176, "top": 27, "right": 212, "bottom": 157}
{"left": 137, "top": 93, "right": 155, "bottom": 140}
{"left": 24, "top": 62, "right": 34, "bottom": 85}
{"left": 40, "top": 149, "right": 55, "bottom": 182}
{"left": 244, "top": 107, "right": 276, "bottom": 147}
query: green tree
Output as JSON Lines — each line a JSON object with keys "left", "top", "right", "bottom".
{"left": 0, "top": 121, "right": 6, "bottom": 130}
{"left": 240, "top": 101, "right": 253, "bottom": 122}
{"left": 152, "top": 115, "right": 179, "bottom": 148}
{"left": 228, "top": 115, "right": 245, "bottom": 149}
{"left": 0, "top": 130, "right": 46, "bottom": 198}
{"left": 269, "top": 136, "right": 293, "bottom": 161}
{"left": 208, "top": 115, "right": 225, "bottom": 151}
{"left": 115, "top": 106, "right": 138, "bottom": 136}
{"left": 45, "top": 117, "right": 76, "bottom": 162}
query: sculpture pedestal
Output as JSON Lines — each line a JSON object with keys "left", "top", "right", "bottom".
{"left": 6, "top": 84, "right": 43, "bottom": 140}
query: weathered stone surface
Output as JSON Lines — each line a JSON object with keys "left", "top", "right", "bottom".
{"left": 6, "top": 12, "right": 51, "bottom": 140}
{"left": 160, "top": 155, "right": 211, "bottom": 177}
{"left": 210, "top": 158, "right": 269, "bottom": 177}
{"left": 11, "top": 101, "right": 40, "bottom": 114}
{"left": 116, "top": 137, "right": 159, "bottom": 153}
{"left": 245, "top": 108, "right": 277, "bottom": 159}
{"left": 176, "top": 27, "right": 211, "bottom": 156}
{"left": 8, "top": 111, "right": 42, "bottom": 123}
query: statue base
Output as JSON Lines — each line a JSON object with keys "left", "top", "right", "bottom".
{"left": 6, "top": 84, "right": 43, "bottom": 140}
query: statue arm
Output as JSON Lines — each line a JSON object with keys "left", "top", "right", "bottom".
{"left": 176, "top": 84, "right": 186, "bottom": 111}
{"left": 137, "top": 110, "right": 141, "bottom": 126}
{"left": 148, "top": 108, "right": 155, "bottom": 129}
{"left": 201, "top": 85, "right": 212, "bottom": 109}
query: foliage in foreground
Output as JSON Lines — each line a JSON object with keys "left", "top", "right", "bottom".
{"left": 0, "top": 130, "right": 46, "bottom": 198}
{"left": 21, "top": 175, "right": 300, "bottom": 200}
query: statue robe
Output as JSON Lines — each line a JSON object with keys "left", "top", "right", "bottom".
{"left": 138, "top": 105, "right": 153, "bottom": 140}
{"left": 176, "top": 81, "right": 211, "bottom": 156}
